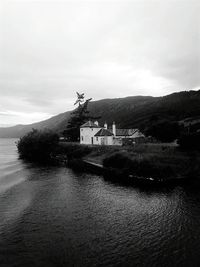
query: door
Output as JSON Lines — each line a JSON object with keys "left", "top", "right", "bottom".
{"left": 101, "top": 138, "right": 105, "bottom": 145}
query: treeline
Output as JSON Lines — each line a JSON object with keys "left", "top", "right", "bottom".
{"left": 17, "top": 129, "right": 93, "bottom": 164}
{"left": 144, "top": 119, "right": 180, "bottom": 142}
{"left": 17, "top": 128, "right": 200, "bottom": 167}
{"left": 178, "top": 132, "right": 200, "bottom": 150}
{"left": 17, "top": 129, "right": 60, "bottom": 164}
{"left": 142, "top": 117, "right": 200, "bottom": 149}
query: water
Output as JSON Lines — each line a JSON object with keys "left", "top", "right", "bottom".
{"left": 0, "top": 139, "right": 200, "bottom": 267}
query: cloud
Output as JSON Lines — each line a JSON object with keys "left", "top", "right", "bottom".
{"left": 0, "top": 109, "right": 51, "bottom": 126}
{"left": 0, "top": 0, "right": 199, "bottom": 125}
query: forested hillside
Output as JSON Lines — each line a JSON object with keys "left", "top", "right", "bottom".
{"left": 0, "top": 90, "right": 199, "bottom": 138}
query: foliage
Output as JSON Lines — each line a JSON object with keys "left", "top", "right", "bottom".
{"left": 17, "top": 129, "right": 59, "bottom": 163}
{"left": 103, "top": 152, "right": 133, "bottom": 169}
{"left": 102, "top": 149, "right": 200, "bottom": 180}
{"left": 145, "top": 120, "right": 180, "bottom": 142}
{"left": 63, "top": 92, "right": 93, "bottom": 141}
{"left": 1, "top": 90, "right": 200, "bottom": 139}
{"left": 59, "top": 142, "right": 92, "bottom": 159}
{"left": 178, "top": 132, "right": 200, "bottom": 150}
{"left": 102, "top": 151, "right": 172, "bottom": 179}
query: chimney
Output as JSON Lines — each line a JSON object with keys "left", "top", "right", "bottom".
{"left": 94, "top": 120, "right": 99, "bottom": 126}
{"left": 104, "top": 122, "right": 108, "bottom": 129}
{"left": 112, "top": 122, "right": 116, "bottom": 136}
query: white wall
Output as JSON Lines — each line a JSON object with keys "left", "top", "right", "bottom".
{"left": 107, "top": 136, "right": 114, "bottom": 145}
{"left": 93, "top": 136, "right": 113, "bottom": 145}
{"left": 80, "top": 126, "right": 114, "bottom": 146}
{"left": 113, "top": 137, "right": 122, "bottom": 146}
{"left": 93, "top": 135, "right": 100, "bottom": 145}
{"left": 80, "top": 127, "right": 101, "bottom": 145}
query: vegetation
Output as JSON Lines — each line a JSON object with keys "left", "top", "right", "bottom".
{"left": 178, "top": 132, "right": 200, "bottom": 151}
{"left": 17, "top": 129, "right": 59, "bottom": 163}
{"left": 14, "top": 88, "right": 200, "bottom": 183}
{"left": 58, "top": 142, "right": 93, "bottom": 159}
{"left": 103, "top": 151, "right": 173, "bottom": 180}
{"left": 102, "top": 148, "right": 200, "bottom": 181}
{"left": 16, "top": 130, "right": 200, "bottom": 183}
{"left": 80, "top": 143, "right": 200, "bottom": 181}
{"left": 103, "top": 151, "right": 133, "bottom": 169}
{"left": 58, "top": 142, "right": 200, "bottom": 181}
{"left": 2, "top": 90, "right": 200, "bottom": 139}
{"left": 63, "top": 92, "right": 96, "bottom": 141}
{"left": 144, "top": 120, "right": 180, "bottom": 142}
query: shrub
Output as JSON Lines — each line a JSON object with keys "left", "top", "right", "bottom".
{"left": 103, "top": 151, "right": 133, "bottom": 169}
{"left": 58, "top": 143, "right": 92, "bottom": 159}
{"left": 103, "top": 151, "right": 176, "bottom": 180}
{"left": 145, "top": 120, "right": 180, "bottom": 142}
{"left": 67, "top": 158, "right": 86, "bottom": 172}
{"left": 17, "top": 129, "right": 59, "bottom": 163}
{"left": 178, "top": 132, "right": 200, "bottom": 150}
{"left": 129, "top": 159, "right": 175, "bottom": 179}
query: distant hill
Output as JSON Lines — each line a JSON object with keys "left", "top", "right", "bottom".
{"left": 0, "top": 111, "right": 71, "bottom": 138}
{"left": 0, "top": 90, "right": 200, "bottom": 138}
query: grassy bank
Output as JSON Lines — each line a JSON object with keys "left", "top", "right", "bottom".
{"left": 17, "top": 129, "right": 200, "bottom": 183}
{"left": 59, "top": 142, "right": 200, "bottom": 181}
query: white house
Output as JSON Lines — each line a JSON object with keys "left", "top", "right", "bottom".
{"left": 94, "top": 128, "right": 114, "bottom": 145}
{"left": 80, "top": 120, "right": 145, "bottom": 146}
{"left": 80, "top": 121, "right": 102, "bottom": 145}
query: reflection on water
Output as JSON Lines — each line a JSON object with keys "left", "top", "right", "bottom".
{"left": 0, "top": 138, "right": 200, "bottom": 267}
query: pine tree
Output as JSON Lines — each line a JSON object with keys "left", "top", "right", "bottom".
{"left": 63, "top": 92, "right": 92, "bottom": 141}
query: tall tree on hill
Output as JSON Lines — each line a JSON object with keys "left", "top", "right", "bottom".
{"left": 63, "top": 92, "right": 93, "bottom": 141}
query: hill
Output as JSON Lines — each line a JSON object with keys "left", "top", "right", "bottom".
{"left": 0, "top": 111, "right": 71, "bottom": 138}
{"left": 0, "top": 90, "right": 200, "bottom": 138}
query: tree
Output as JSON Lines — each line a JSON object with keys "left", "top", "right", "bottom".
{"left": 145, "top": 120, "right": 180, "bottom": 142}
{"left": 63, "top": 92, "right": 93, "bottom": 141}
{"left": 17, "top": 129, "right": 59, "bottom": 163}
{"left": 178, "top": 132, "right": 200, "bottom": 150}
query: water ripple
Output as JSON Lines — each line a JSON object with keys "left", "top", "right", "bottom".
{"left": 1, "top": 139, "right": 200, "bottom": 267}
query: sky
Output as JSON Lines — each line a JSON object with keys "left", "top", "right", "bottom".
{"left": 0, "top": 0, "right": 199, "bottom": 126}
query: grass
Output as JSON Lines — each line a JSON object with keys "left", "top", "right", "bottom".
{"left": 58, "top": 142, "right": 200, "bottom": 181}
{"left": 83, "top": 143, "right": 200, "bottom": 180}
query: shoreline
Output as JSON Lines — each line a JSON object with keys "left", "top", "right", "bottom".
{"left": 16, "top": 135, "right": 200, "bottom": 186}
{"left": 66, "top": 157, "right": 191, "bottom": 187}
{"left": 59, "top": 142, "right": 199, "bottom": 183}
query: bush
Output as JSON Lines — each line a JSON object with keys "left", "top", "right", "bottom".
{"left": 67, "top": 158, "right": 86, "bottom": 172}
{"left": 178, "top": 132, "right": 200, "bottom": 150}
{"left": 103, "top": 152, "right": 176, "bottom": 180}
{"left": 103, "top": 152, "right": 133, "bottom": 169}
{"left": 58, "top": 143, "right": 92, "bottom": 159}
{"left": 145, "top": 121, "right": 180, "bottom": 142}
{"left": 129, "top": 159, "right": 174, "bottom": 179}
{"left": 17, "top": 129, "right": 59, "bottom": 163}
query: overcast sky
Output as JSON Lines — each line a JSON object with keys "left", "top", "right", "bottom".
{"left": 0, "top": 0, "right": 199, "bottom": 126}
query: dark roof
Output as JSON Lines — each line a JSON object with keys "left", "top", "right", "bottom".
{"left": 108, "top": 128, "right": 138, "bottom": 136}
{"left": 80, "top": 121, "right": 100, "bottom": 128}
{"left": 94, "top": 128, "right": 114, "bottom": 137}
{"left": 131, "top": 130, "right": 145, "bottom": 138}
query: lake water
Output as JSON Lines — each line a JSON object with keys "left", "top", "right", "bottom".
{"left": 0, "top": 138, "right": 200, "bottom": 267}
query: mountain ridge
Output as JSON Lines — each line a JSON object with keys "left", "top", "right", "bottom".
{"left": 0, "top": 90, "right": 199, "bottom": 138}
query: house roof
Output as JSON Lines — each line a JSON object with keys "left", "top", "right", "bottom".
{"left": 94, "top": 128, "right": 114, "bottom": 137}
{"left": 80, "top": 121, "right": 100, "bottom": 128}
{"left": 108, "top": 128, "right": 138, "bottom": 136}
{"left": 80, "top": 121, "right": 145, "bottom": 138}
{"left": 131, "top": 130, "right": 145, "bottom": 138}
{"left": 116, "top": 129, "right": 138, "bottom": 136}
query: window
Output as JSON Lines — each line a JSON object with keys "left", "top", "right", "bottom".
{"left": 96, "top": 137, "right": 98, "bottom": 141}
{"left": 81, "top": 136, "right": 83, "bottom": 141}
